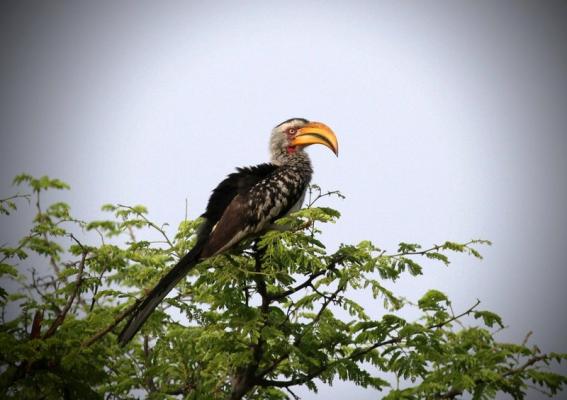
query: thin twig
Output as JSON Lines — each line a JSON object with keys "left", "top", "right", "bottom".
{"left": 0, "top": 193, "right": 31, "bottom": 204}
{"left": 34, "top": 189, "right": 61, "bottom": 275}
{"left": 117, "top": 204, "right": 177, "bottom": 255}
{"left": 27, "top": 269, "right": 62, "bottom": 315}
{"left": 81, "top": 300, "right": 140, "bottom": 348}
{"left": 285, "top": 387, "right": 300, "bottom": 400}
{"left": 268, "top": 255, "right": 343, "bottom": 302}
{"left": 427, "top": 299, "right": 481, "bottom": 330}
{"left": 43, "top": 251, "right": 87, "bottom": 338}
{"left": 387, "top": 240, "right": 481, "bottom": 258}
{"left": 184, "top": 198, "right": 189, "bottom": 222}
{"left": 501, "top": 354, "right": 548, "bottom": 378}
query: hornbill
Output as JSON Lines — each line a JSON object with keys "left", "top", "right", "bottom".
{"left": 118, "top": 118, "right": 338, "bottom": 345}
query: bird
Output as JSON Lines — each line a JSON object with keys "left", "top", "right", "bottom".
{"left": 118, "top": 118, "right": 338, "bottom": 345}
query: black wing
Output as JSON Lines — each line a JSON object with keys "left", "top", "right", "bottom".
{"left": 201, "top": 163, "right": 278, "bottom": 221}
{"left": 196, "top": 163, "right": 279, "bottom": 243}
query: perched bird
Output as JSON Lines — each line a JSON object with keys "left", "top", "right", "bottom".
{"left": 118, "top": 118, "right": 338, "bottom": 345}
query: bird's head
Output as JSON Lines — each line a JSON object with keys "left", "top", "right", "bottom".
{"left": 270, "top": 118, "right": 339, "bottom": 164}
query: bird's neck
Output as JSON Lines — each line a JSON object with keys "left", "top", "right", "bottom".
{"left": 271, "top": 149, "right": 312, "bottom": 171}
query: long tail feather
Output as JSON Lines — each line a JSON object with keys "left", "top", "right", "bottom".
{"left": 118, "top": 246, "right": 201, "bottom": 345}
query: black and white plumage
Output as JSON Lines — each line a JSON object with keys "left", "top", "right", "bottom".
{"left": 118, "top": 118, "right": 338, "bottom": 345}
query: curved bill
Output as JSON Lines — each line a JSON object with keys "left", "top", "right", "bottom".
{"left": 292, "top": 122, "right": 339, "bottom": 156}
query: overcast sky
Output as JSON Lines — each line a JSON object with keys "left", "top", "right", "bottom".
{"left": 1, "top": 1, "right": 566, "bottom": 398}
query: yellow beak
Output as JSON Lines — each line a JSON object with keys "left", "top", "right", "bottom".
{"left": 291, "top": 121, "right": 339, "bottom": 156}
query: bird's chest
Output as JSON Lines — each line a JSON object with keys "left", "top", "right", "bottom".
{"left": 247, "top": 168, "right": 310, "bottom": 225}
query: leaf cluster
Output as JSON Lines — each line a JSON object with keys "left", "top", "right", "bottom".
{"left": 0, "top": 175, "right": 565, "bottom": 399}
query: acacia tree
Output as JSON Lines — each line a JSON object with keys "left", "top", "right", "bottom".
{"left": 0, "top": 175, "right": 565, "bottom": 399}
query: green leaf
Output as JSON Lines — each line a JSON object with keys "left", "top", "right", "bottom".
{"left": 418, "top": 290, "right": 449, "bottom": 311}
{"left": 0, "top": 263, "right": 19, "bottom": 277}
{"left": 398, "top": 242, "right": 421, "bottom": 253}
{"left": 473, "top": 310, "right": 504, "bottom": 328}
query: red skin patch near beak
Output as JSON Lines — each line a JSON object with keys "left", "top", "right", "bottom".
{"left": 287, "top": 146, "right": 298, "bottom": 154}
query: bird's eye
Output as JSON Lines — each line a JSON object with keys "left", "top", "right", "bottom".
{"left": 288, "top": 128, "right": 296, "bottom": 134}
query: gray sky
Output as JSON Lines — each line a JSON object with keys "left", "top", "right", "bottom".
{"left": 1, "top": 1, "right": 566, "bottom": 398}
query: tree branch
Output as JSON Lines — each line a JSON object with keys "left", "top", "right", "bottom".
{"left": 43, "top": 250, "right": 87, "bottom": 338}
{"left": 229, "top": 241, "right": 270, "bottom": 399}
{"left": 435, "top": 353, "right": 550, "bottom": 399}
{"left": 81, "top": 299, "right": 140, "bottom": 348}
{"left": 259, "top": 300, "right": 484, "bottom": 389}
{"left": 268, "top": 255, "right": 343, "bottom": 302}
{"left": 256, "top": 284, "right": 344, "bottom": 380}
{"left": 27, "top": 269, "right": 62, "bottom": 315}
{"left": 501, "top": 354, "right": 548, "bottom": 378}
{"left": 143, "top": 335, "right": 158, "bottom": 393}
{"left": 427, "top": 299, "right": 481, "bottom": 330}
{"left": 387, "top": 240, "right": 479, "bottom": 258}
{"left": 306, "top": 185, "right": 343, "bottom": 208}
{"left": 268, "top": 269, "right": 326, "bottom": 301}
